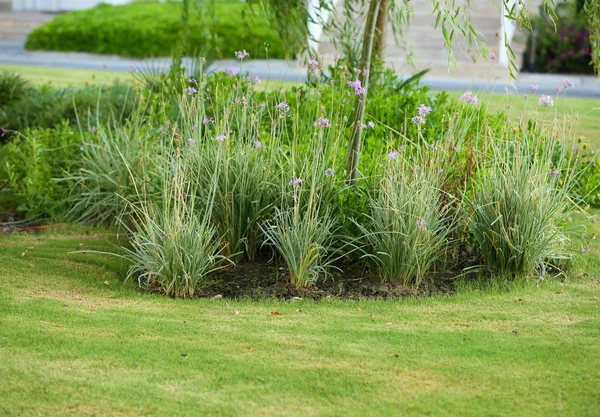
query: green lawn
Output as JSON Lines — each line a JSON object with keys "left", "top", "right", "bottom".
{"left": 449, "top": 91, "right": 600, "bottom": 148}
{"left": 1, "top": 212, "right": 599, "bottom": 416}
{"left": 0, "top": 64, "right": 299, "bottom": 91}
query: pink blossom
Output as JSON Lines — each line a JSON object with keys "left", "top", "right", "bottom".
{"left": 459, "top": 91, "right": 478, "bottom": 104}
{"left": 387, "top": 151, "right": 399, "bottom": 161}
{"left": 418, "top": 104, "right": 432, "bottom": 117}
{"left": 347, "top": 79, "right": 366, "bottom": 95}
{"left": 313, "top": 117, "right": 331, "bottom": 128}
{"left": 529, "top": 84, "right": 539, "bottom": 94}
{"left": 235, "top": 50, "right": 250, "bottom": 60}
{"left": 538, "top": 95, "right": 554, "bottom": 106}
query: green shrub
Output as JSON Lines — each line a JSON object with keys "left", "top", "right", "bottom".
{"left": 25, "top": 2, "right": 289, "bottom": 59}
{"left": 3, "top": 122, "right": 84, "bottom": 218}
{"left": 522, "top": 1, "right": 594, "bottom": 74}
{"left": 0, "top": 81, "right": 136, "bottom": 136}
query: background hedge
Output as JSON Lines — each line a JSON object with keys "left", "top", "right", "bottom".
{"left": 25, "top": 1, "right": 289, "bottom": 59}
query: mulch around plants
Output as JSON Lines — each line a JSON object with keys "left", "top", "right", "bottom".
{"left": 197, "top": 261, "right": 454, "bottom": 301}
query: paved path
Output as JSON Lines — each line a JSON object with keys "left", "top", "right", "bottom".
{"left": 1, "top": 41, "right": 599, "bottom": 98}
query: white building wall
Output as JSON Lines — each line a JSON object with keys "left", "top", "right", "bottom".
{"left": 12, "top": 0, "right": 129, "bottom": 11}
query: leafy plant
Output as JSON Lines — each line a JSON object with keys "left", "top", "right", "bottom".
{"left": 358, "top": 149, "right": 454, "bottom": 288}
{"left": 467, "top": 136, "right": 575, "bottom": 277}
{"left": 25, "top": 2, "right": 290, "bottom": 59}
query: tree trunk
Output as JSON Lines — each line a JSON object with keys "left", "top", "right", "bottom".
{"left": 346, "top": 0, "right": 381, "bottom": 185}
{"left": 370, "top": 0, "right": 388, "bottom": 76}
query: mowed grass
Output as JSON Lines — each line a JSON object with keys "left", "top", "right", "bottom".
{"left": 1, "top": 212, "right": 600, "bottom": 417}
{"left": 0, "top": 64, "right": 299, "bottom": 91}
{"left": 448, "top": 91, "right": 600, "bottom": 148}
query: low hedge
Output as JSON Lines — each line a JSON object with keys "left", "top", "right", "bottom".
{"left": 25, "top": 1, "right": 289, "bottom": 59}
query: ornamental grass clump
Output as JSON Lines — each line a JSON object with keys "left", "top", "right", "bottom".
{"left": 121, "top": 149, "right": 229, "bottom": 298}
{"left": 467, "top": 134, "right": 575, "bottom": 278}
{"left": 358, "top": 149, "right": 455, "bottom": 288}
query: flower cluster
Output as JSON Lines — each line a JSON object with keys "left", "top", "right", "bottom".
{"left": 235, "top": 50, "right": 250, "bottom": 60}
{"left": 347, "top": 79, "right": 366, "bottom": 95}
{"left": 216, "top": 135, "right": 227, "bottom": 143}
{"left": 416, "top": 219, "right": 427, "bottom": 230}
{"left": 276, "top": 101, "right": 290, "bottom": 114}
{"left": 202, "top": 117, "right": 215, "bottom": 125}
{"left": 185, "top": 87, "right": 197, "bottom": 96}
{"left": 254, "top": 141, "right": 263, "bottom": 149}
{"left": 387, "top": 151, "right": 399, "bottom": 161}
{"left": 313, "top": 117, "right": 331, "bottom": 128}
{"left": 459, "top": 91, "right": 478, "bottom": 104}
{"left": 411, "top": 104, "right": 432, "bottom": 125}
{"left": 224, "top": 68, "right": 238, "bottom": 77}
{"left": 538, "top": 95, "right": 554, "bottom": 106}
{"left": 360, "top": 121, "right": 375, "bottom": 129}
{"left": 289, "top": 177, "right": 303, "bottom": 186}
{"left": 529, "top": 84, "right": 539, "bottom": 94}
{"left": 187, "top": 138, "right": 195, "bottom": 147}
{"left": 307, "top": 59, "right": 320, "bottom": 75}
{"left": 324, "top": 168, "right": 335, "bottom": 177}
{"left": 246, "top": 75, "right": 260, "bottom": 85}
{"left": 563, "top": 79, "right": 574, "bottom": 89}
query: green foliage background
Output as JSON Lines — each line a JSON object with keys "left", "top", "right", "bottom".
{"left": 25, "top": 2, "right": 289, "bottom": 59}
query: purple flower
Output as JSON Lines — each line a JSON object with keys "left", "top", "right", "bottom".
{"left": 189, "top": 78, "right": 198, "bottom": 85}
{"left": 187, "top": 138, "right": 195, "bottom": 147}
{"left": 289, "top": 177, "right": 303, "bottom": 186}
{"left": 128, "top": 65, "right": 139, "bottom": 73}
{"left": 0, "top": 127, "right": 6, "bottom": 137}
{"left": 313, "top": 117, "right": 331, "bottom": 128}
{"left": 360, "top": 123, "right": 367, "bottom": 129}
{"left": 538, "top": 95, "right": 554, "bottom": 106}
{"left": 235, "top": 50, "right": 250, "bottom": 60}
{"left": 489, "top": 52, "right": 496, "bottom": 60}
{"left": 80, "top": 141, "right": 87, "bottom": 151}
{"left": 276, "top": 101, "right": 290, "bottom": 113}
{"left": 324, "top": 168, "right": 335, "bottom": 177}
{"left": 418, "top": 104, "right": 432, "bottom": 117}
{"left": 202, "top": 117, "right": 214, "bottom": 125}
{"left": 411, "top": 115, "right": 426, "bottom": 125}
{"left": 563, "top": 79, "right": 574, "bottom": 89}
{"left": 307, "top": 59, "right": 320, "bottom": 74}
{"left": 459, "top": 91, "right": 478, "bottom": 104}
{"left": 254, "top": 141, "right": 263, "bottom": 149}
{"left": 246, "top": 75, "right": 260, "bottom": 85}
{"left": 216, "top": 135, "right": 226, "bottom": 143}
{"left": 416, "top": 219, "right": 427, "bottom": 230}
{"left": 529, "top": 84, "right": 539, "bottom": 94}
{"left": 185, "top": 87, "right": 197, "bottom": 96}
{"left": 347, "top": 79, "right": 366, "bottom": 95}
{"left": 549, "top": 169, "right": 560, "bottom": 179}
{"left": 88, "top": 126, "right": 97, "bottom": 132}
{"left": 387, "top": 151, "right": 399, "bottom": 161}
{"left": 225, "top": 68, "right": 238, "bottom": 77}
{"left": 367, "top": 121, "right": 375, "bottom": 129}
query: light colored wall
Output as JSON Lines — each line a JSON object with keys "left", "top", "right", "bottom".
{"left": 12, "top": 0, "right": 129, "bottom": 11}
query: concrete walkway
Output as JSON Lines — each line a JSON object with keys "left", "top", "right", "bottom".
{"left": 1, "top": 41, "right": 599, "bottom": 98}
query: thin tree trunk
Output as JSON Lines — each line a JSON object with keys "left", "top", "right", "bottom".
{"left": 370, "top": 0, "right": 388, "bottom": 77}
{"left": 346, "top": 0, "right": 381, "bottom": 185}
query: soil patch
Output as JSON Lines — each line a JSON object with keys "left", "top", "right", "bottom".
{"left": 196, "top": 261, "right": 454, "bottom": 301}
